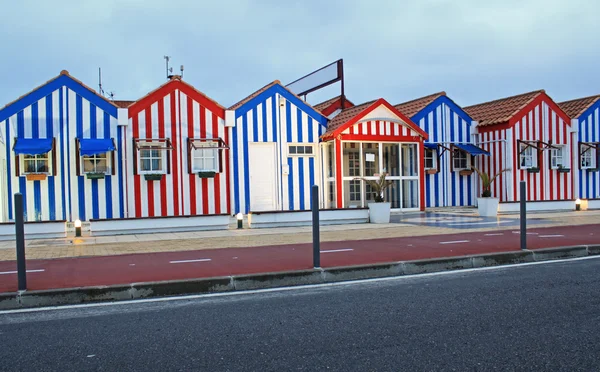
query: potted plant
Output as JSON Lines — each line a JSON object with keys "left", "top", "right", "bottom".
{"left": 527, "top": 166, "right": 539, "bottom": 173}
{"left": 556, "top": 164, "right": 570, "bottom": 173}
{"left": 144, "top": 173, "right": 164, "bottom": 181}
{"left": 86, "top": 172, "right": 106, "bottom": 180}
{"left": 356, "top": 172, "right": 394, "bottom": 224}
{"left": 426, "top": 168, "right": 438, "bottom": 175}
{"left": 197, "top": 171, "right": 216, "bottom": 178}
{"left": 472, "top": 166, "right": 508, "bottom": 217}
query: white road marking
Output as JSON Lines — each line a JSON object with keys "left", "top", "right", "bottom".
{"left": 539, "top": 235, "right": 565, "bottom": 238}
{"left": 129, "top": 264, "right": 136, "bottom": 267}
{"left": 321, "top": 249, "right": 354, "bottom": 254}
{"left": 512, "top": 231, "right": 539, "bottom": 235}
{"left": 169, "top": 259, "right": 212, "bottom": 264}
{"left": 232, "top": 257, "right": 238, "bottom": 260}
{"left": 484, "top": 233, "right": 504, "bottom": 236}
{"left": 3, "top": 255, "right": 599, "bottom": 315}
{"left": 439, "top": 240, "right": 469, "bottom": 245}
{"left": 87, "top": 355, "right": 96, "bottom": 358}
{"left": 0, "top": 269, "right": 45, "bottom": 275}
{"left": 447, "top": 221, "right": 511, "bottom": 226}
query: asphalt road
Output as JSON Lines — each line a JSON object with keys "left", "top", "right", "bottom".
{"left": 1, "top": 223, "right": 598, "bottom": 293}
{"left": 1, "top": 257, "right": 600, "bottom": 371}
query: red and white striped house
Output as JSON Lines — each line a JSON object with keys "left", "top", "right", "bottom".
{"left": 122, "top": 76, "right": 230, "bottom": 218}
{"left": 465, "top": 90, "right": 575, "bottom": 212}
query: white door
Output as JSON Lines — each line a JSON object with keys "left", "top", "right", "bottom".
{"left": 249, "top": 143, "right": 277, "bottom": 211}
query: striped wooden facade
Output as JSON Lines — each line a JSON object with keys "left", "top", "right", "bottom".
{"left": 0, "top": 71, "right": 125, "bottom": 222}
{"left": 125, "top": 77, "right": 229, "bottom": 218}
{"left": 408, "top": 96, "right": 478, "bottom": 208}
{"left": 573, "top": 100, "right": 600, "bottom": 200}
{"left": 475, "top": 95, "right": 574, "bottom": 202}
{"left": 229, "top": 82, "right": 327, "bottom": 214}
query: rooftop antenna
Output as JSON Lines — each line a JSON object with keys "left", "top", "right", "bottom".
{"left": 164, "top": 55, "right": 175, "bottom": 79}
{"left": 180, "top": 64, "right": 184, "bottom": 79}
{"left": 98, "top": 67, "right": 105, "bottom": 96}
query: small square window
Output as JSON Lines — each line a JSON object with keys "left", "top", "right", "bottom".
{"left": 23, "top": 153, "right": 50, "bottom": 174}
{"left": 452, "top": 149, "right": 469, "bottom": 171}
{"left": 288, "top": 144, "right": 315, "bottom": 157}
{"left": 519, "top": 144, "right": 537, "bottom": 169}
{"left": 424, "top": 149, "right": 436, "bottom": 169}
{"left": 580, "top": 144, "right": 597, "bottom": 169}
{"left": 192, "top": 142, "right": 219, "bottom": 172}
{"left": 139, "top": 145, "right": 165, "bottom": 173}
{"left": 551, "top": 146, "right": 565, "bottom": 169}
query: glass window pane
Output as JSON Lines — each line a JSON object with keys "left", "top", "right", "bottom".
{"left": 289, "top": 146, "right": 297, "bottom": 154}
{"left": 343, "top": 180, "right": 362, "bottom": 207}
{"left": 382, "top": 144, "right": 399, "bottom": 176}
{"left": 296, "top": 146, "right": 305, "bottom": 154}
{"left": 343, "top": 143, "right": 360, "bottom": 177}
{"left": 305, "top": 146, "right": 313, "bottom": 154}
{"left": 384, "top": 180, "right": 401, "bottom": 209}
{"left": 327, "top": 180, "right": 336, "bottom": 208}
{"left": 362, "top": 143, "right": 379, "bottom": 177}
{"left": 402, "top": 144, "right": 418, "bottom": 176}
{"left": 141, "top": 159, "right": 151, "bottom": 171}
{"left": 327, "top": 143, "right": 335, "bottom": 178}
{"left": 402, "top": 179, "right": 419, "bottom": 209}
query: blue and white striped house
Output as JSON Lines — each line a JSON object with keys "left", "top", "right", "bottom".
{"left": 395, "top": 92, "right": 488, "bottom": 208}
{"left": 226, "top": 81, "right": 328, "bottom": 214}
{"left": 0, "top": 70, "right": 128, "bottom": 222}
{"left": 559, "top": 95, "right": 600, "bottom": 202}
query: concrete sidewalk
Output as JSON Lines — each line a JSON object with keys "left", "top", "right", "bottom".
{"left": 0, "top": 209, "right": 599, "bottom": 261}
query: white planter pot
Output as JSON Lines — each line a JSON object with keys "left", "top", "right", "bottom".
{"left": 477, "top": 197, "right": 499, "bottom": 217}
{"left": 368, "top": 202, "right": 391, "bottom": 223}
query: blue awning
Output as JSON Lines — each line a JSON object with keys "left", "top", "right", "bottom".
{"left": 13, "top": 138, "right": 53, "bottom": 155}
{"left": 79, "top": 138, "right": 115, "bottom": 156}
{"left": 424, "top": 142, "right": 438, "bottom": 149}
{"left": 453, "top": 143, "right": 489, "bottom": 156}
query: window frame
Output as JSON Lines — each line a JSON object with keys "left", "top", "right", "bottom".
{"left": 519, "top": 144, "right": 537, "bottom": 169}
{"left": 288, "top": 144, "right": 315, "bottom": 157}
{"left": 424, "top": 148, "right": 437, "bottom": 170}
{"left": 550, "top": 145, "right": 566, "bottom": 169}
{"left": 580, "top": 143, "right": 597, "bottom": 169}
{"left": 138, "top": 144, "right": 166, "bottom": 174}
{"left": 452, "top": 148, "right": 470, "bottom": 171}
{"left": 191, "top": 143, "right": 219, "bottom": 173}
{"left": 22, "top": 153, "right": 51, "bottom": 175}
{"left": 133, "top": 138, "right": 173, "bottom": 176}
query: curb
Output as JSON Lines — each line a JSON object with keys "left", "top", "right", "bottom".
{"left": 1, "top": 245, "right": 599, "bottom": 310}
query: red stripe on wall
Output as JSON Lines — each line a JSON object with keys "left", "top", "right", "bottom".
{"left": 171, "top": 92, "right": 180, "bottom": 216}
{"left": 512, "top": 126, "right": 517, "bottom": 202}
{"left": 419, "top": 140, "right": 425, "bottom": 211}
{"left": 158, "top": 98, "right": 168, "bottom": 216}
{"left": 498, "top": 131, "right": 504, "bottom": 202}
{"left": 335, "top": 138, "right": 343, "bottom": 208}
{"left": 132, "top": 114, "right": 142, "bottom": 218}
{"left": 225, "top": 122, "right": 231, "bottom": 214}
{"left": 187, "top": 97, "right": 197, "bottom": 216}
{"left": 539, "top": 105, "right": 544, "bottom": 201}
{"left": 145, "top": 107, "right": 155, "bottom": 217}
{"left": 212, "top": 113, "right": 221, "bottom": 214}
{"left": 549, "top": 107, "right": 555, "bottom": 201}
{"left": 199, "top": 105, "right": 209, "bottom": 215}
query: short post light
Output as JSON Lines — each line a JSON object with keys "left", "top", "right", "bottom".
{"left": 236, "top": 213, "right": 243, "bottom": 229}
{"left": 74, "top": 219, "right": 82, "bottom": 237}
{"left": 576, "top": 199, "right": 582, "bottom": 211}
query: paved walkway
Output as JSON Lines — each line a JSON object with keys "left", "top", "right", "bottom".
{"left": 0, "top": 209, "right": 599, "bottom": 261}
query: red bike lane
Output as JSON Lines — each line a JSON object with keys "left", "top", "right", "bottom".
{"left": 0, "top": 224, "right": 597, "bottom": 294}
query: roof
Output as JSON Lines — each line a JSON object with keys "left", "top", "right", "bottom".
{"left": 314, "top": 95, "right": 355, "bottom": 112}
{"left": 325, "top": 99, "right": 378, "bottom": 134}
{"left": 558, "top": 94, "right": 600, "bottom": 119}
{"left": 112, "top": 100, "right": 135, "bottom": 108}
{"left": 464, "top": 90, "right": 544, "bottom": 126}
{"left": 394, "top": 92, "right": 446, "bottom": 118}
{"left": 0, "top": 70, "right": 118, "bottom": 114}
{"left": 229, "top": 81, "right": 281, "bottom": 110}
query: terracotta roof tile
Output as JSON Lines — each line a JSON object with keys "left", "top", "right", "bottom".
{"left": 464, "top": 90, "right": 544, "bottom": 126}
{"left": 1, "top": 69, "right": 118, "bottom": 112}
{"left": 558, "top": 94, "right": 600, "bottom": 119}
{"left": 394, "top": 92, "right": 446, "bottom": 118}
{"left": 112, "top": 100, "right": 135, "bottom": 108}
{"left": 323, "top": 99, "right": 378, "bottom": 136}
{"left": 314, "top": 95, "right": 355, "bottom": 112}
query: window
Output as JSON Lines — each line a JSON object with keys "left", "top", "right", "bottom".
{"left": 580, "top": 144, "right": 597, "bottom": 169}
{"left": 424, "top": 149, "right": 436, "bottom": 169}
{"left": 82, "top": 154, "right": 109, "bottom": 174}
{"left": 452, "top": 149, "right": 469, "bottom": 170}
{"left": 139, "top": 145, "right": 165, "bottom": 173}
{"left": 349, "top": 180, "right": 361, "bottom": 201}
{"left": 23, "top": 154, "right": 49, "bottom": 174}
{"left": 192, "top": 142, "right": 218, "bottom": 172}
{"left": 348, "top": 152, "right": 360, "bottom": 177}
{"left": 519, "top": 144, "right": 536, "bottom": 169}
{"left": 550, "top": 146, "right": 565, "bottom": 169}
{"left": 288, "top": 144, "right": 314, "bottom": 156}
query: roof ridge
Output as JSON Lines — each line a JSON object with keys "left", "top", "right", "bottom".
{"left": 464, "top": 89, "right": 544, "bottom": 109}
{"left": 395, "top": 91, "right": 446, "bottom": 106}
{"left": 558, "top": 93, "right": 600, "bottom": 105}
{"left": 228, "top": 80, "right": 280, "bottom": 110}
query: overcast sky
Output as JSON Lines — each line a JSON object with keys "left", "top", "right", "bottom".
{"left": 1, "top": 0, "right": 598, "bottom": 111}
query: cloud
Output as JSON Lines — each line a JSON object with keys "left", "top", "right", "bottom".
{"left": 0, "top": 0, "right": 598, "bottom": 110}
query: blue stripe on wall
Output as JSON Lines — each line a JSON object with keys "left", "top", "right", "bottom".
{"left": 19, "top": 177, "right": 27, "bottom": 220}
{"left": 298, "top": 158, "right": 304, "bottom": 209}
{"left": 261, "top": 101, "right": 268, "bottom": 142}
{"left": 592, "top": 113, "right": 597, "bottom": 198}
{"left": 66, "top": 89, "right": 72, "bottom": 221}
{"left": 288, "top": 157, "right": 294, "bottom": 210}
{"left": 297, "top": 108, "right": 303, "bottom": 143}
{"left": 309, "top": 157, "right": 315, "bottom": 209}
{"left": 242, "top": 113, "right": 250, "bottom": 213}
{"left": 104, "top": 112, "right": 110, "bottom": 139}
{"left": 105, "top": 176, "right": 113, "bottom": 219}
{"left": 252, "top": 107, "right": 259, "bottom": 142}
{"left": 286, "top": 101, "right": 292, "bottom": 142}
{"left": 271, "top": 96, "right": 277, "bottom": 145}
{"left": 449, "top": 112, "right": 456, "bottom": 207}
{"left": 90, "top": 104, "right": 97, "bottom": 138}
{"left": 31, "top": 102, "right": 39, "bottom": 137}
{"left": 6, "top": 120, "right": 12, "bottom": 220}
{"left": 78, "top": 177, "right": 86, "bottom": 221}
{"left": 308, "top": 118, "right": 314, "bottom": 143}
{"left": 17, "top": 111, "right": 24, "bottom": 137}
{"left": 33, "top": 181, "right": 41, "bottom": 221}
{"left": 76, "top": 95, "right": 83, "bottom": 138}
{"left": 59, "top": 87, "right": 67, "bottom": 220}
{"left": 232, "top": 120, "right": 240, "bottom": 213}
{"left": 91, "top": 179, "right": 99, "bottom": 219}
{"left": 76, "top": 94, "right": 85, "bottom": 220}
{"left": 46, "top": 94, "right": 56, "bottom": 220}
{"left": 117, "top": 126, "right": 124, "bottom": 218}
